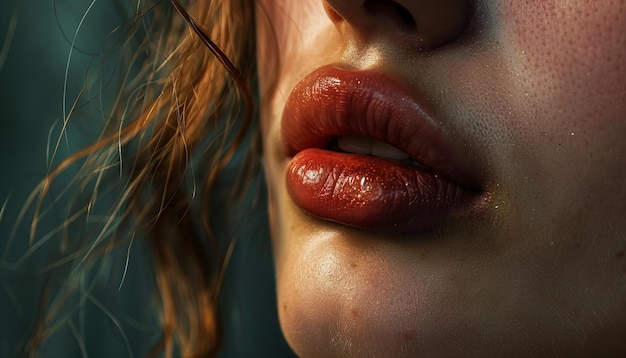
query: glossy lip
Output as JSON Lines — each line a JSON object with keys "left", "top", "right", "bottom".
{"left": 281, "top": 64, "right": 487, "bottom": 232}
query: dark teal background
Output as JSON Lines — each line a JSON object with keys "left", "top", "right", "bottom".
{"left": 0, "top": 1, "right": 294, "bottom": 357}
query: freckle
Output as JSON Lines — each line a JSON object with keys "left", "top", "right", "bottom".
{"left": 617, "top": 250, "right": 624, "bottom": 259}
{"left": 283, "top": 304, "right": 288, "bottom": 312}
{"left": 350, "top": 261, "right": 358, "bottom": 268}
{"left": 351, "top": 308, "right": 359, "bottom": 317}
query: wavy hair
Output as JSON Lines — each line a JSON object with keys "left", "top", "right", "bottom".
{"left": 15, "top": 0, "right": 259, "bottom": 356}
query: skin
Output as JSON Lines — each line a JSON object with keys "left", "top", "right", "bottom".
{"left": 255, "top": 0, "right": 626, "bottom": 356}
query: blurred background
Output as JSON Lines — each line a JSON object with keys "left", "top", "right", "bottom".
{"left": 0, "top": 1, "right": 294, "bottom": 357}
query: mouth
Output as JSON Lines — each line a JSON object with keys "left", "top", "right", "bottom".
{"left": 281, "top": 65, "right": 487, "bottom": 233}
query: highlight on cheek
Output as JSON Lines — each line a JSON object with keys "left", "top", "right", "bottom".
{"left": 498, "top": 0, "right": 626, "bottom": 94}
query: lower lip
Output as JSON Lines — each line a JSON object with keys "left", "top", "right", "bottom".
{"left": 286, "top": 148, "right": 481, "bottom": 233}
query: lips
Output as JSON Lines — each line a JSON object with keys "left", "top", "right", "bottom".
{"left": 281, "top": 65, "right": 485, "bottom": 232}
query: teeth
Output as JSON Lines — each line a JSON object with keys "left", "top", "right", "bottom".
{"left": 336, "top": 135, "right": 371, "bottom": 155}
{"left": 337, "top": 135, "right": 410, "bottom": 161}
{"left": 371, "top": 140, "right": 410, "bottom": 161}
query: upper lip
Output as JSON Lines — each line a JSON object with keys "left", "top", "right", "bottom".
{"left": 281, "top": 64, "right": 484, "bottom": 190}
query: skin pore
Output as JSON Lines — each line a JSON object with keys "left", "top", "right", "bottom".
{"left": 256, "top": 0, "right": 626, "bottom": 356}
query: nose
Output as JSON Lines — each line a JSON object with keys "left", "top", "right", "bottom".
{"left": 323, "top": 0, "right": 473, "bottom": 50}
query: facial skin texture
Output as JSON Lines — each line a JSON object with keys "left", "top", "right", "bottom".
{"left": 256, "top": 0, "right": 626, "bottom": 356}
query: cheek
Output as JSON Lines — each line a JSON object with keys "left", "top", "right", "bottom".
{"left": 256, "top": 0, "right": 341, "bottom": 146}
{"left": 256, "top": 0, "right": 338, "bottom": 92}
{"left": 496, "top": 0, "right": 626, "bottom": 132}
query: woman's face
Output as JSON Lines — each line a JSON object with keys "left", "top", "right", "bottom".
{"left": 256, "top": 0, "right": 626, "bottom": 356}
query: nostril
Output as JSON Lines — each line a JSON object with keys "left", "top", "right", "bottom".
{"left": 363, "top": 0, "right": 417, "bottom": 32}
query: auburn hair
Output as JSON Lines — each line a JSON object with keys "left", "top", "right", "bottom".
{"left": 22, "top": 0, "right": 258, "bottom": 356}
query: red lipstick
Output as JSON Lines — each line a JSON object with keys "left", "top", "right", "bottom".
{"left": 282, "top": 65, "right": 485, "bottom": 232}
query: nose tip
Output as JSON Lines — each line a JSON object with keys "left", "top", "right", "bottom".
{"left": 324, "top": 0, "right": 474, "bottom": 49}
